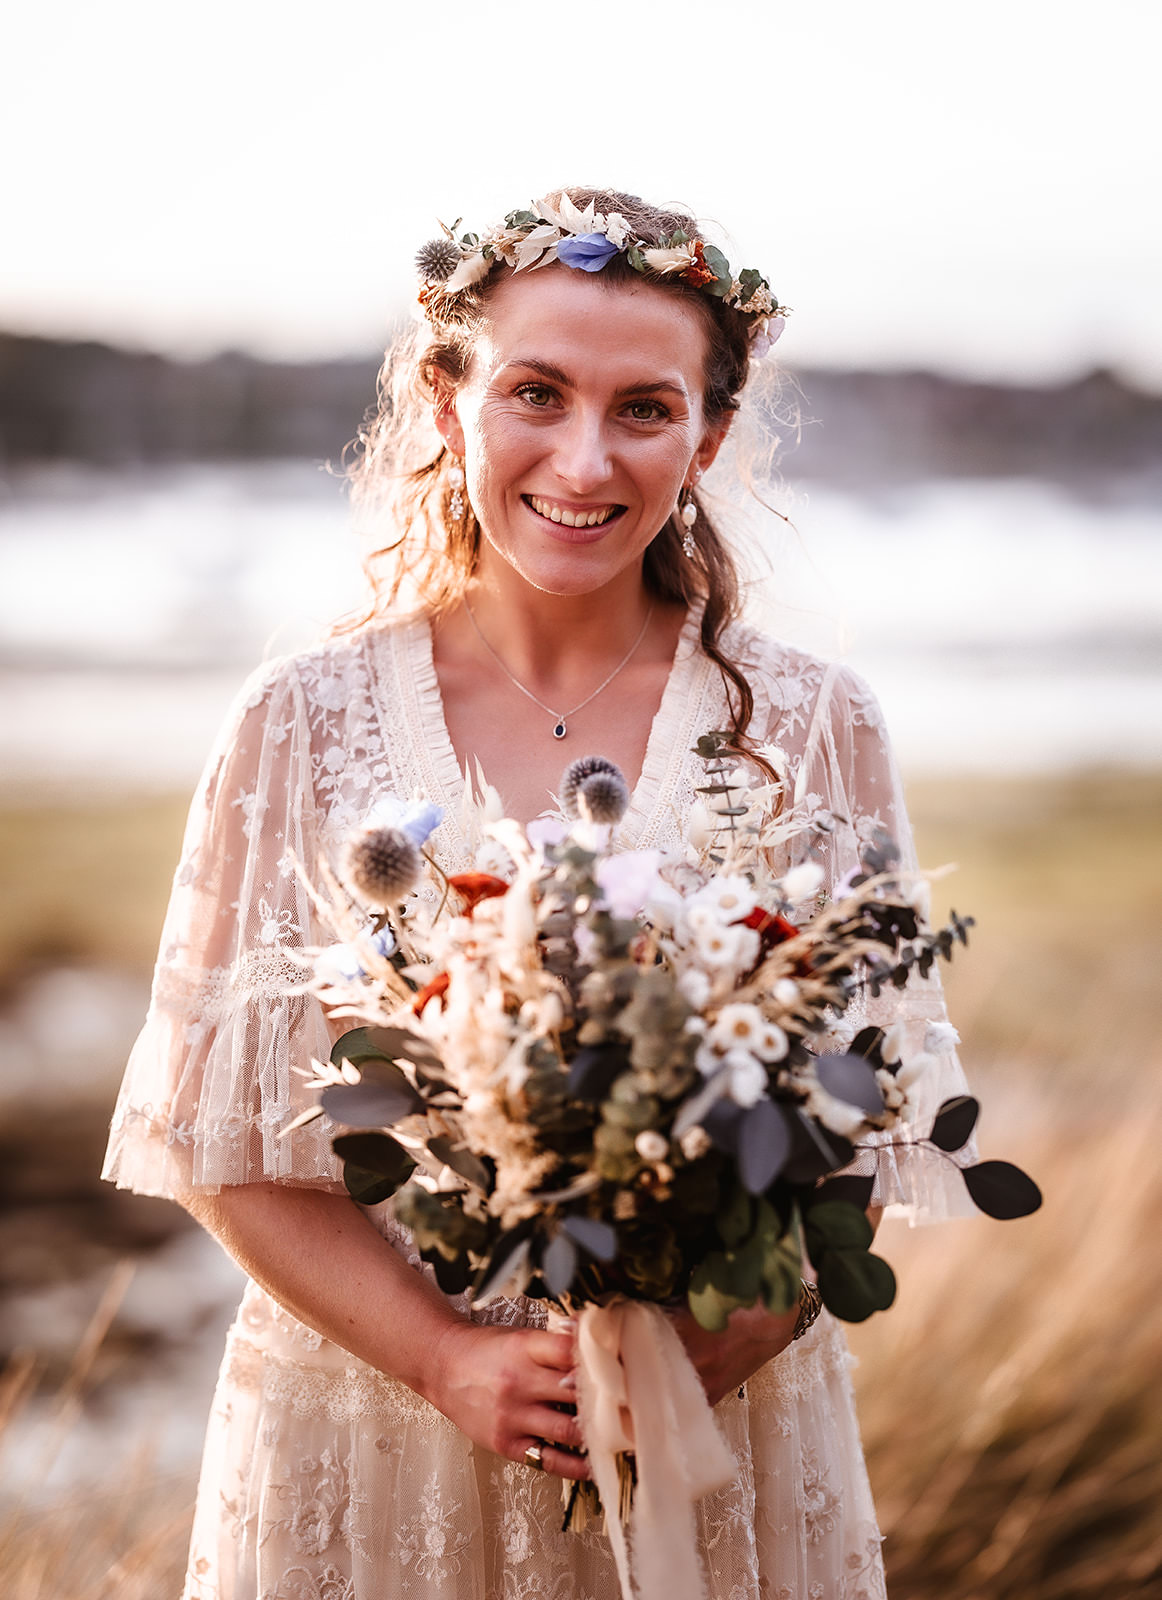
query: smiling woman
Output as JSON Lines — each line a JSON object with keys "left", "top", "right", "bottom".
{"left": 102, "top": 186, "right": 975, "bottom": 1600}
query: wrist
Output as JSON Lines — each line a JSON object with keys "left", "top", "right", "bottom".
{"left": 421, "top": 1311, "right": 480, "bottom": 1415}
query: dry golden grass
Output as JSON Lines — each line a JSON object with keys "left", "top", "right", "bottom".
{"left": 1, "top": 771, "right": 1159, "bottom": 1597}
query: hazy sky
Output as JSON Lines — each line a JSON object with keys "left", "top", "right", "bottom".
{"left": 5, "top": 0, "right": 1160, "bottom": 383}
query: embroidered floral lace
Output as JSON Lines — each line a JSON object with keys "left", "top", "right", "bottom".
{"left": 104, "top": 609, "right": 973, "bottom": 1599}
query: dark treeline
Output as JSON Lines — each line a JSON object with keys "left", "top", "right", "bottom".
{"left": 2, "top": 331, "right": 1160, "bottom": 486}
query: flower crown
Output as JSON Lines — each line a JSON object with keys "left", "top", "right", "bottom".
{"left": 415, "top": 192, "right": 788, "bottom": 358}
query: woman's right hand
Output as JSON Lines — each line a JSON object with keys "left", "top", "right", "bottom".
{"left": 428, "top": 1319, "right": 591, "bottom": 1481}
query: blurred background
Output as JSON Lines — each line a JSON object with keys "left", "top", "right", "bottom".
{"left": 1, "top": 2, "right": 1160, "bottom": 1596}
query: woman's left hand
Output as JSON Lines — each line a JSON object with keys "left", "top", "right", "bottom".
{"left": 669, "top": 1301, "right": 802, "bottom": 1408}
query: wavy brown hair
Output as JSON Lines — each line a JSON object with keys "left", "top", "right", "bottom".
{"left": 345, "top": 186, "right": 776, "bottom": 766}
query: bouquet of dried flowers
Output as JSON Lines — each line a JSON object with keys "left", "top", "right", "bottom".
{"left": 288, "top": 735, "right": 1040, "bottom": 1332}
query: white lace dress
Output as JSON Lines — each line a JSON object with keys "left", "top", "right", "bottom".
{"left": 103, "top": 609, "right": 973, "bottom": 1600}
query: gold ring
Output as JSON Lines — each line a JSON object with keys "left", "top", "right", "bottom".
{"left": 523, "top": 1442, "right": 545, "bottom": 1471}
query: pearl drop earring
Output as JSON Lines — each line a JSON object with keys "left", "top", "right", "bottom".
{"left": 447, "top": 459, "right": 465, "bottom": 522}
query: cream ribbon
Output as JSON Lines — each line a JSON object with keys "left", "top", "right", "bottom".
{"left": 572, "top": 1299, "right": 738, "bottom": 1600}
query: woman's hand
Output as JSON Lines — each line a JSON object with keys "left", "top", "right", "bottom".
{"left": 428, "top": 1319, "right": 591, "bottom": 1481}
{"left": 669, "top": 1300, "right": 802, "bottom": 1408}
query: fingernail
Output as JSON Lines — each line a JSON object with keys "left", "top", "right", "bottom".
{"left": 559, "top": 1373, "right": 577, "bottom": 1392}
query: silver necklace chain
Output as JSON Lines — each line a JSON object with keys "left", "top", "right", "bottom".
{"left": 463, "top": 598, "right": 654, "bottom": 740}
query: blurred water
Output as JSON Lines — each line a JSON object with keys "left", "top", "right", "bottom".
{"left": 1, "top": 462, "right": 1159, "bottom": 787}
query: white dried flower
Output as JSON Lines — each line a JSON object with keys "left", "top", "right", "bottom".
{"left": 679, "top": 1125, "right": 712, "bottom": 1161}
{"left": 755, "top": 1022, "right": 790, "bottom": 1062}
{"left": 726, "top": 1051, "right": 768, "bottom": 1108}
{"left": 693, "top": 921, "right": 760, "bottom": 972}
{"left": 686, "top": 798, "right": 718, "bottom": 851}
{"left": 781, "top": 862, "right": 825, "bottom": 905}
{"left": 634, "top": 1130, "right": 670, "bottom": 1163}
{"left": 806, "top": 1087, "right": 868, "bottom": 1140}
{"left": 923, "top": 1021, "right": 961, "bottom": 1054}
{"left": 677, "top": 968, "right": 712, "bottom": 1010}
{"left": 688, "top": 874, "right": 757, "bottom": 924}
{"left": 642, "top": 243, "right": 697, "bottom": 275}
{"left": 709, "top": 1002, "right": 766, "bottom": 1054}
{"left": 773, "top": 978, "right": 800, "bottom": 1006}
{"left": 446, "top": 250, "right": 494, "bottom": 291}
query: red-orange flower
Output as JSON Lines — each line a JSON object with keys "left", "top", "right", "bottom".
{"left": 412, "top": 970, "right": 450, "bottom": 1015}
{"left": 681, "top": 240, "right": 717, "bottom": 289}
{"left": 447, "top": 872, "right": 510, "bottom": 914}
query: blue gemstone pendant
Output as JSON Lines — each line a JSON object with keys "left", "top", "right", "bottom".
{"left": 553, "top": 720, "right": 567, "bottom": 739}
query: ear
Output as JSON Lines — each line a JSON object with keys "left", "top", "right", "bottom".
{"left": 686, "top": 413, "right": 733, "bottom": 487}
{"left": 431, "top": 377, "right": 466, "bottom": 459}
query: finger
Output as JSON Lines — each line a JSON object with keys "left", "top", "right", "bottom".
{"left": 525, "top": 1404, "right": 584, "bottom": 1454}
{"left": 525, "top": 1329, "right": 576, "bottom": 1371}
{"left": 516, "top": 1434, "right": 591, "bottom": 1483}
{"left": 542, "top": 1441, "right": 591, "bottom": 1482}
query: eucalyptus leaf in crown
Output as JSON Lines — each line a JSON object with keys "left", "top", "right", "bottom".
{"left": 288, "top": 738, "right": 1040, "bottom": 1328}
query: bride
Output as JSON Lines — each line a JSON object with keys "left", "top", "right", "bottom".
{"left": 104, "top": 187, "right": 972, "bottom": 1599}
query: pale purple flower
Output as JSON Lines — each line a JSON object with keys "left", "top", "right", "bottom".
{"left": 526, "top": 815, "right": 568, "bottom": 849}
{"left": 595, "top": 850, "right": 662, "bottom": 920}
{"left": 557, "top": 232, "right": 620, "bottom": 273}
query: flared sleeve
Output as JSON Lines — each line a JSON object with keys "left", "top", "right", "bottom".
{"left": 788, "top": 661, "right": 978, "bottom": 1223}
{"left": 102, "top": 659, "right": 344, "bottom": 1199}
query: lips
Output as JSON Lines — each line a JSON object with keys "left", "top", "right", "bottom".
{"left": 526, "top": 494, "right": 624, "bottom": 529}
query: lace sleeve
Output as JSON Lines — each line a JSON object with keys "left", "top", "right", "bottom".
{"left": 102, "top": 660, "right": 344, "bottom": 1199}
{"left": 791, "top": 664, "right": 977, "bottom": 1224}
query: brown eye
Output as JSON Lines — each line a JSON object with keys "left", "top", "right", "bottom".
{"left": 517, "top": 384, "right": 554, "bottom": 407}
{"left": 627, "top": 400, "right": 666, "bottom": 422}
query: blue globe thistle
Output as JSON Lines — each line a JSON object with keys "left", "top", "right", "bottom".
{"left": 346, "top": 825, "right": 421, "bottom": 906}
{"left": 560, "top": 756, "right": 630, "bottom": 825}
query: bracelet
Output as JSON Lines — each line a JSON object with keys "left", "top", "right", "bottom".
{"left": 791, "top": 1279, "right": 823, "bottom": 1342}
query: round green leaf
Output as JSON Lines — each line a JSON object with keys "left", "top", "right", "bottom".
{"left": 963, "top": 1160, "right": 1043, "bottom": 1219}
{"left": 817, "top": 1249, "right": 896, "bottom": 1322}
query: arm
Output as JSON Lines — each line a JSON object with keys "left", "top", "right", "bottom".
{"left": 185, "top": 1181, "right": 591, "bottom": 1479}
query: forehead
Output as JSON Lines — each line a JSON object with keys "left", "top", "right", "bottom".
{"left": 471, "top": 266, "right": 709, "bottom": 391}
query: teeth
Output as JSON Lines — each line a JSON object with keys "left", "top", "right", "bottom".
{"left": 529, "top": 496, "right": 618, "bottom": 529}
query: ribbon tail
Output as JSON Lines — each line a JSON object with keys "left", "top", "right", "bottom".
{"left": 621, "top": 1302, "right": 737, "bottom": 1600}
{"left": 575, "top": 1304, "right": 635, "bottom": 1600}
{"left": 574, "top": 1301, "right": 738, "bottom": 1600}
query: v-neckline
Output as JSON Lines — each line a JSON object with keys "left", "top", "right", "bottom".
{"left": 395, "top": 605, "right": 709, "bottom": 855}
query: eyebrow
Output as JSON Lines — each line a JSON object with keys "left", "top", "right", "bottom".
{"left": 501, "top": 357, "right": 689, "bottom": 401}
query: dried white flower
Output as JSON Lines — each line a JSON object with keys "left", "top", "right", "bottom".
{"left": 688, "top": 874, "right": 757, "bottom": 924}
{"left": 781, "top": 862, "right": 825, "bottom": 905}
{"left": 923, "top": 1021, "right": 961, "bottom": 1054}
{"left": 446, "top": 250, "right": 494, "bottom": 291}
{"left": 634, "top": 1130, "right": 670, "bottom": 1163}
{"left": 693, "top": 921, "right": 760, "bottom": 972}
{"left": 678, "top": 967, "right": 712, "bottom": 1010}
{"left": 642, "top": 243, "right": 697, "bottom": 275}
{"left": 679, "top": 1125, "right": 712, "bottom": 1161}
{"left": 755, "top": 1022, "right": 790, "bottom": 1062}
{"left": 709, "top": 1002, "right": 766, "bottom": 1054}
{"left": 726, "top": 1051, "right": 768, "bottom": 1108}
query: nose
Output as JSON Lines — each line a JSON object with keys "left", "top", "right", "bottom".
{"left": 553, "top": 406, "right": 613, "bottom": 492}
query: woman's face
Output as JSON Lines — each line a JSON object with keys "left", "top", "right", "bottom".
{"left": 435, "top": 267, "right": 725, "bottom": 599}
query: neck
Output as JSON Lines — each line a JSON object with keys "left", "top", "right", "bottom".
{"left": 464, "top": 564, "right": 656, "bottom": 680}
